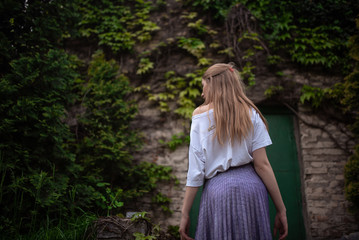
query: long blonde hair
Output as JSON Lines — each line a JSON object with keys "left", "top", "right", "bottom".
{"left": 202, "top": 63, "right": 268, "bottom": 145}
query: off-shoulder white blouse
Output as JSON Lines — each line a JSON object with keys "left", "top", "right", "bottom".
{"left": 186, "top": 108, "right": 272, "bottom": 187}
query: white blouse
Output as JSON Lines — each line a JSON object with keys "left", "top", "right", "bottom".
{"left": 186, "top": 108, "right": 272, "bottom": 187}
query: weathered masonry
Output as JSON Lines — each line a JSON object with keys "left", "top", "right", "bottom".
{"left": 134, "top": 69, "right": 358, "bottom": 240}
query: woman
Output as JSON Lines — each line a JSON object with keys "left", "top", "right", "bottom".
{"left": 179, "top": 63, "right": 288, "bottom": 240}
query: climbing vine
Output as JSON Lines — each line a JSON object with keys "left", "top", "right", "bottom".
{"left": 79, "top": 0, "right": 160, "bottom": 52}
{"left": 187, "top": 0, "right": 357, "bottom": 71}
{"left": 148, "top": 68, "right": 204, "bottom": 119}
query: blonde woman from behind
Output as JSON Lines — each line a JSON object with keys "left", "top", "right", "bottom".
{"left": 179, "top": 63, "right": 288, "bottom": 240}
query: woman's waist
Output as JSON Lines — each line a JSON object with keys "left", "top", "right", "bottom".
{"left": 204, "top": 161, "right": 256, "bottom": 180}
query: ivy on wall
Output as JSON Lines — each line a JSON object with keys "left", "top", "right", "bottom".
{"left": 148, "top": 68, "right": 204, "bottom": 119}
{"left": 188, "top": 0, "right": 357, "bottom": 70}
{"left": 78, "top": 0, "right": 160, "bottom": 52}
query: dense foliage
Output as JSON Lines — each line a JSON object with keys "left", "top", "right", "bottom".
{"left": 78, "top": 0, "right": 160, "bottom": 52}
{"left": 0, "top": 0, "right": 80, "bottom": 72}
{"left": 0, "top": 0, "right": 174, "bottom": 238}
{"left": 0, "top": 49, "right": 79, "bottom": 235}
{"left": 188, "top": 0, "right": 357, "bottom": 70}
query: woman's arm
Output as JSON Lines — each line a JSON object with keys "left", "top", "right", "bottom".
{"left": 253, "top": 147, "right": 288, "bottom": 240}
{"left": 179, "top": 186, "right": 199, "bottom": 240}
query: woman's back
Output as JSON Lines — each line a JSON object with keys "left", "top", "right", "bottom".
{"left": 186, "top": 107, "right": 272, "bottom": 187}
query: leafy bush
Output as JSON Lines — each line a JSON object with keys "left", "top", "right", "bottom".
{"left": 75, "top": 50, "right": 140, "bottom": 181}
{"left": 75, "top": 50, "right": 176, "bottom": 210}
{"left": 0, "top": 0, "right": 80, "bottom": 71}
{"left": 0, "top": 49, "right": 79, "bottom": 234}
{"left": 0, "top": 48, "right": 176, "bottom": 238}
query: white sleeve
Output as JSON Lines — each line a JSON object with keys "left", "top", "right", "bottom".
{"left": 186, "top": 144, "right": 205, "bottom": 187}
{"left": 252, "top": 112, "right": 272, "bottom": 152}
{"left": 186, "top": 125, "right": 205, "bottom": 187}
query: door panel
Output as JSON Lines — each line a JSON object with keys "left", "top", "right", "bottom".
{"left": 264, "top": 112, "right": 305, "bottom": 240}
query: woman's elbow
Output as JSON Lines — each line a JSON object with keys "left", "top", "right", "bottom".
{"left": 254, "top": 159, "right": 271, "bottom": 174}
{"left": 253, "top": 156, "right": 272, "bottom": 174}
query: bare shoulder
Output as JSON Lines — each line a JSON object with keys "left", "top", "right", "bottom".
{"left": 192, "top": 104, "right": 212, "bottom": 116}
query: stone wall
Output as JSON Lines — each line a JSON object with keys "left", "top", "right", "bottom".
{"left": 130, "top": 98, "right": 190, "bottom": 228}
{"left": 298, "top": 105, "right": 358, "bottom": 239}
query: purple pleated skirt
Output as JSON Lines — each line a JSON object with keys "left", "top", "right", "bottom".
{"left": 195, "top": 163, "right": 272, "bottom": 240}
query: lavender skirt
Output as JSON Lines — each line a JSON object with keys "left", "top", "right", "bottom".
{"left": 195, "top": 164, "right": 272, "bottom": 240}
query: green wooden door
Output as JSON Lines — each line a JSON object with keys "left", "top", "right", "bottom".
{"left": 189, "top": 107, "right": 306, "bottom": 239}
{"left": 263, "top": 108, "right": 306, "bottom": 240}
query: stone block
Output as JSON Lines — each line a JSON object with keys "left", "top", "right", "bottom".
{"left": 329, "top": 167, "right": 345, "bottom": 174}
{"left": 308, "top": 141, "right": 337, "bottom": 149}
{"left": 326, "top": 200, "right": 340, "bottom": 209}
{"left": 309, "top": 207, "right": 329, "bottom": 215}
{"left": 331, "top": 194, "right": 345, "bottom": 201}
{"left": 302, "top": 154, "right": 325, "bottom": 162}
{"left": 315, "top": 214, "right": 329, "bottom": 222}
{"left": 308, "top": 128, "right": 324, "bottom": 138}
{"left": 306, "top": 181, "right": 328, "bottom": 189}
{"left": 301, "top": 136, "right": 318, "bottom": 145}
{"left": 335, "top": 175, "right": 345, "bottom": 180}
{"left": 310, "top": 221, "right": 330, "bottom": 230}
{"left": 313, "top": 187, "right": 324, "bottom": 194}
{"left": 303, "top": 148, "right": 345, "bottom": 156}
{"left": 305, "top": 187, "right": 313, "bottom": 195}
{"left": 311, "top": 162, "right": 323, "bottom": 168}
{"left": 307, "top": 193, "right": 327, "bottom": 200}
{"left": 306, "top": 175, "right": 330, "bottom": 182}
{"left": 304, "top": 161, "right": 311, "bottom": 168}
{"left": 329, "top": 180, "right": 339, "bottom": 189}
{"left": 311, "top": 200, "right": 329, "bottom": 208}
{"left": 305, "top": 167, "right": 328, "bottom": 174}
